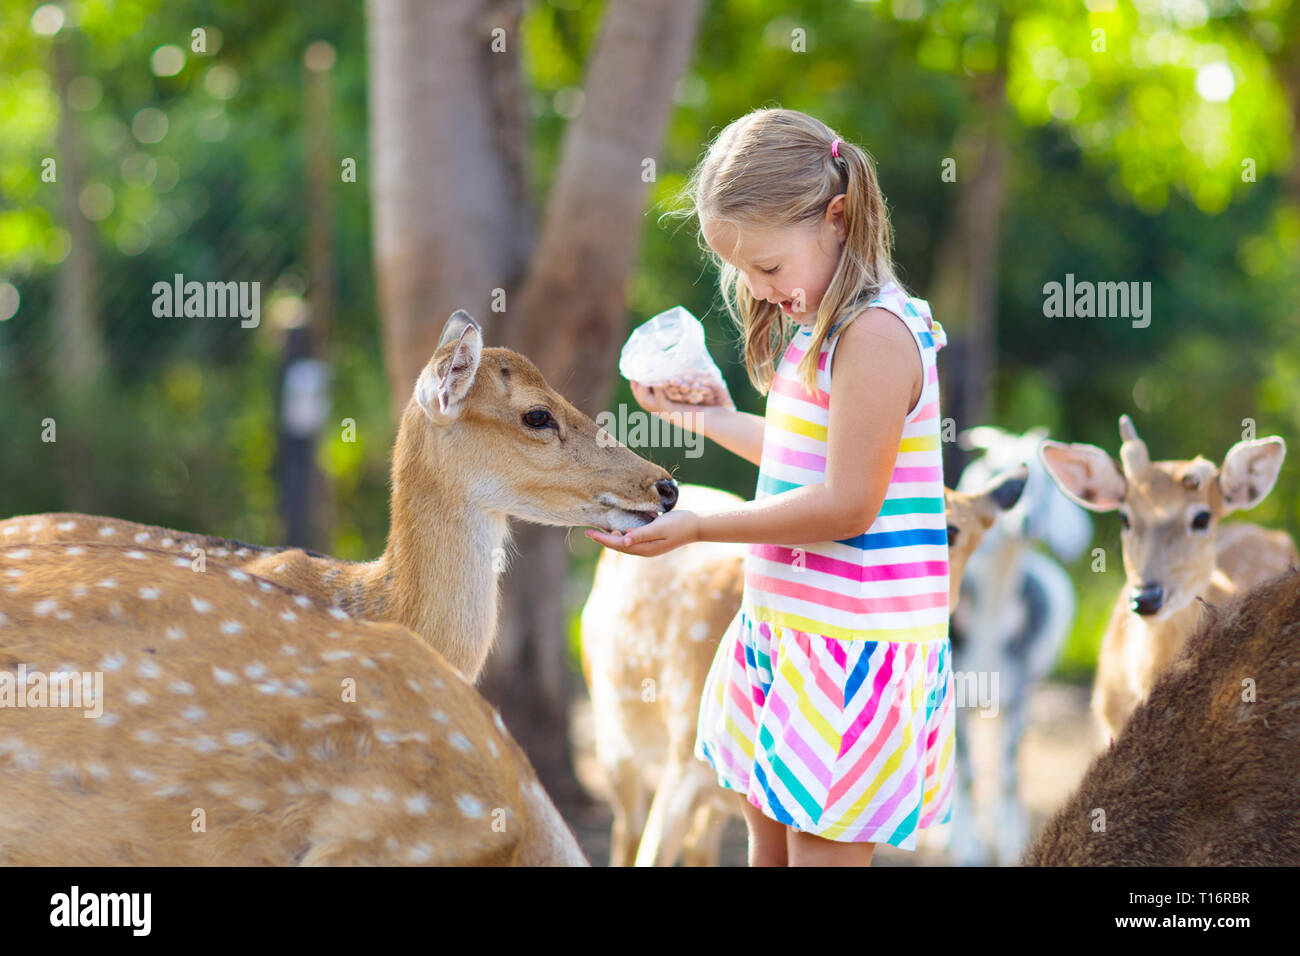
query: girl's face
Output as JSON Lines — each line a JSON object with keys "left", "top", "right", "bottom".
{"left": 702, "top": 195, "right": 846, "bottom": 327}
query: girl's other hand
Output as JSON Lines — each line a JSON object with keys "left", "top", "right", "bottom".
{"left": 630, "top": 379, "right": 735, "bottom": 417}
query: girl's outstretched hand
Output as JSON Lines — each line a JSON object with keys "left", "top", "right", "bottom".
{"left": 585, "top": 509, "right": 700, "bottom": 557}
{"left": 631, "top": 379, "right": 735, "bottom": 415}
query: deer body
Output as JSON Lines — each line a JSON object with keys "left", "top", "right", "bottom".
{"left": 0, "top": 312, "right": 677, "bottom": 683}
{"left": 1023, "top": 566, "right": 1300, "bottom": 866}
{"left": 0, "top": 543, "right": 588, "bottom": 865}
{"left": 1040, "top": 414, "right": 1297, "bottom": 747}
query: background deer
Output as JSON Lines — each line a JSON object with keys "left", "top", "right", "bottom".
{"left": 0, "top": 311, "right": 678, "bottom": 683}
{"left": 580, "top": 471, "right": 1027, "bottom": 866}
{"left": 0, "top": 542, "right": 588, "bottom": 865}
{"left": 1023, "top": 566, "right": 1300, "bottom": 865}
{"left": 945, "top": 427, "right": 1092, "bottom": 866}
{"left": 1038, "top": 413, "right": 1297, "bottom": 749}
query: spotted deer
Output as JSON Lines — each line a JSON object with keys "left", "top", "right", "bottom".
{"left": 580, "top": 470, "right": 1026, "bottom": 866}
{"left": 0, "top": 311, "right": 678, "bottom": 683}
{"left": 1023, "top": 566, "right": 1300, "bottom": 866}
{"left": 0, "top": 542, "right": 588, "bottom": 865}
{"left": 1038, "top": 413, "right": 1297, "bottom": 749}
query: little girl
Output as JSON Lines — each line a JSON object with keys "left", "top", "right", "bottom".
{"left": 585, "top": 108, "right": 952, "bottom": 867}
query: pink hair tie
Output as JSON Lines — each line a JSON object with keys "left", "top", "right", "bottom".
{"left": 830, "top": 138, "right": 840, "bottom": 158}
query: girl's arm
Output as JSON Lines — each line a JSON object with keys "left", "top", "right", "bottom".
{"left": 631, "top": 381, "right": 764, "bottom": 467}
{"left": 680, "top": 406, "right": 765, "bottom": 468}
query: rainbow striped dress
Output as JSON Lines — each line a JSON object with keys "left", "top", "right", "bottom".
{"left": 694, "top": 280, "right": 954, "bottom": 850}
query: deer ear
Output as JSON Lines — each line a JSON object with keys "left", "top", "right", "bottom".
{"left": 1038, "top": 439, "right": 1125, "bottom": 512}
{"left": 416, "top": 313, "right": 482, "bottom": 422}
{"left": 1218, "top": 437, "right": 1286, "bottom": 514}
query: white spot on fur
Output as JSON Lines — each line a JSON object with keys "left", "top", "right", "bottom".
{"left": 99, "top": 652, "right": 127, "bottom": 672}
{"left": 137, "top": 586, "right": 161, "bottom": 601}
{"left": 212, "top": 667, "right": 238, "bottom": 686}
{"left": 134, "top": 728, "right": 160, "bottom": 742}
{"left": 206, "top": 780, "right": 234, "bottom": 796}
{"left": 173, "top": 558, "right": 190, "bottom": 568}
{"left": 280, "top": 610, "right": 298, "bottom": 623}
{"left": 124, "top": 550, "right": 146, "bottom": 559}
{"left": 191, "top": 598, "right": 212, "bottom": 613}
{"left": 182, "top": 706, "right": 206, "bottom": 722}
{"left": 486, "top": 738, "right": 499, "bottom": 758}
{"left": 492, "top": 712, "right": 507, "bottom": 734}
{"left": 220, "top": 620, "right": 243, "bottom": 635}
{"left": 449, "top": 732, "right": 473, "bottom": 753}
{"left": 294, "top": 595, "right": 311, "bottom": 608}
{"left": 280, "top": 644, "right": 298, "bottom": 656}
{"left": 257, "top": 580, "right": 273, "bottom": 592}
{"left": 128, "top": 767, "right": 155, "bottom": 782}
{"left": 244, "top": 663, "right": 267, "bottom": 679}
{"left": 96, "top": 578, "right": 117, "bottom": 589}
{"left": 362, "top": 706, "right": 386, "bottom": 720}
{"left": 332, "top": 786, "right": 363, "bottom": 806}
{"left": 329, "top": 607, "right": 348, "bottom": 620}
{"left": 321, "top": 650, "right": 352, "bottom": 662}
{"left": 65, "top": 546, "right": 85, "bottom": 556}
{"left": 4, "top": 569, "right": 22, "bottom": 578}
{"left": 407, "top": 844, "right": 433, "bottom": 863}
{"left": 404, "top": 794, "right": 431, "bottom": 816}
{"left": 170, "top": 681, "right": 195, "bottom": 695}
{"left": 126, "top": 690, "right": 151, "bottom": 706}
{"left": 166, "top": 626, "right": 185, "bottom": 641}
{"left": 134, "top": 532, "right": 149, "bottom": 543}
{"left": 431, "top": 710, "right": 450, "bottom": 724}
{"left": 224, "top": 731, "right": 256, "bottom": 746}
{"left": 236, "top": 796, "right": 263, "bottom": 811}
{"left": 138, "top": 659, "right": 161, "bottom": 679}
{"left": 227, "top": 569, "right": 250, "bottom": 582}
{"left": 33, "top": 599, "right": 57, "bottom": 616}
{"left": 456, "top": 794, "right": 484, "bottom": 818}
{"left": 7, "top": 549, "right": 31, "bottom": 560}
{"left": 98, "top": 527, "right": 115, "bottom": 537}
{"left": 161, "top": 537, "right": 175, "bottom": 547}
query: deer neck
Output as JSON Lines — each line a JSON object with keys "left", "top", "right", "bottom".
{"left": 367, "top": 417, "right": 509, "bottom": 683}
{"left": 1124, "top": 595, "right": 1210, "bottom": 692}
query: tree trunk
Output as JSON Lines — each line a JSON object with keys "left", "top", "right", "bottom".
{"left": 50, "top": 32, "right": 108, "bottom": 511}
{"left": 366, "top": 0, "right": 703, "bottom": 806}
{"left": 366, "top": 0, "right": 534, "bottom": 420}
{"left": 482, "top": 0, "right": 705, "bottom": 807}
{"left": 929, "top": 15, "right": 1012, "bottom": 484}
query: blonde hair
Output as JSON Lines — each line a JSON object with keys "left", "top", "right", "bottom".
{"left": 665, "top": 107, "right": 902, "bottom": 396}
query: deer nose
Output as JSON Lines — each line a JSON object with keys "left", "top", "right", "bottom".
{"left": 655, "top": 478, "right": 678, "bottom": 512}
{"left": 1130, "top": 583, "right": 1164, "bottom": 615}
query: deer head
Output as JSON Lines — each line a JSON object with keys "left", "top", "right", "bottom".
{"left": 1038, "top": 413, "right": 1287, "bottom": 618}
{"left": 944, "top": 464, "right": 1029, "bottom": 614}
{"left": 402, "top": 310, "right": 678, "bottom": 535}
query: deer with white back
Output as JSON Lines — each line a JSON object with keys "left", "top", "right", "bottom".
{"left": 1038, "top": 413, "right": 1297, "bottom": 748}
{"left": 0, "top": 542, "right": 588, "bottom": 865}
{"left": 0, "top": 311, "right": 678, "bottom": 684}
{"left": 580, "top": 469, "right": 1027, "bottom": 866}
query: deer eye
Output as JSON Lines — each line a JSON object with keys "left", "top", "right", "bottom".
{"left": 1118, "top": 510, "right": 1131, "bottom": 531}
{"left": 1191, "top": 510, "right": 1211, "bottom": 531}
{"left": 946, "top": 524, "right": 959, "bottom": 545}
{"left": 522, "top": 409, "right": 554, "bottom": 430}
